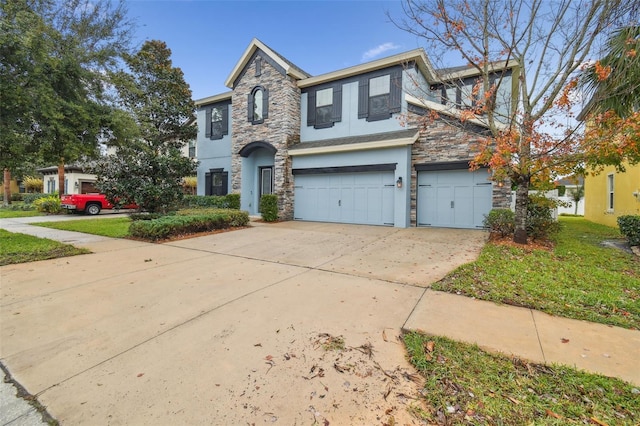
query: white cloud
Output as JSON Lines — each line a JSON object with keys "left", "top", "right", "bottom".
{"left": 361, "top": 42, "right": 401, "bottom": 61}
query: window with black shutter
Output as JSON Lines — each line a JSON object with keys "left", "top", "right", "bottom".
{"left": 205, "top": 103, "right": 229, "bottom": 140}
{"left": 205, "top": 169, "right": 228, "bottom": 196}
{"left": 358, "top": 67, "right": 402, "bottom": 122}
{"left": 305, "top": 84, "right": 342, "bottom": 129}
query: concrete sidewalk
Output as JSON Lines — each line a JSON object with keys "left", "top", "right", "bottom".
{"left": 1, "top": 216, "right": 639, "bottom": 425}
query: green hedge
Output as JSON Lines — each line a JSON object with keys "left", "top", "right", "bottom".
{"left": 22, "top": 193, "right": 50, "bottom": 205}
{"left": 617, "top": 215, "right": 640, "bottom": 246}
{"left": 181, "top": 194, "right": 240, "bottom": 210}
{"left": 483, "top": 209, "right": 515, "bottom": 237}
{"left": 129, "top": 210, "right": 249, "bottom": 241}
{"left": 177, "top": 208, "right": 249, "bottom": 227}
{"left": 259, "top": 194, "right": 278, "bottom": 222}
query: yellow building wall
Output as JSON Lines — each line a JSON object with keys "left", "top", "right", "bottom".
{"left": 584, "top": 162, "right": 640, "bottom": 228}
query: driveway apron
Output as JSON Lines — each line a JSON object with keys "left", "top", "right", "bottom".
{"left": 0, "top": 221, "right": 487, "bottom": 424}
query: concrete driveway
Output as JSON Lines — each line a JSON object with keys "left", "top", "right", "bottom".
{"left": 1, "top": 221, "right": 486, "bottom": 424}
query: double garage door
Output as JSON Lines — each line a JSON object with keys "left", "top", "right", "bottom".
{"left": 417, "top": 169, "right": 492, "bottom": 229}
{"left": 294, "top": 172, "right": 395, "bottom": 226}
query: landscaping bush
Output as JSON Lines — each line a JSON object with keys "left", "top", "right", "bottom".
{"left": 32, "top": 195, "right": 62, "bottom": 214}
{"left": 177, "top": 208, "right": 249, "bottom": 227}
{"left": 617, "top": 215, "right": 640, "bottom": 246}
{"left": 11, "top": 193, "right": 23, "bottom": 201}
{"left": 483, "top": 209, "right": 515, "bottom": 237}
{"left": 129, "top": 211, "right": 248, "bottom": 241}
{"left": 22, "top": 193, "right": 50, "bottom": 205}
{"left": 181, "top": 194, "right": 241, "bottom": 209}
{"left": 259, "top": 194, "right": 278, "bottom": 222}
{"left": 526, "top": 193, "right": 561, "bottom": 240}
{"left": 129, "top": 212, "right": 172, "bottom": 221}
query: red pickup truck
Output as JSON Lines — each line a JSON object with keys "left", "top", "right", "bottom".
{"left": 61, "top": 193, "right": 137, "bottom": 215}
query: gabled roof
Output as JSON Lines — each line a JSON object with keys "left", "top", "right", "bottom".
{"left": 194, "top": 91, "right": 233, "bottom": 107}
{"left": 224, "top": 38, "right": 311, "bottom": 88}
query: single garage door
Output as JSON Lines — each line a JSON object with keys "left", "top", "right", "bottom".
{"left": 417, "top": 169, "right": 492, "bottom": 229}
{"left": 294, "top": 172, "right": 395, "bottom": 226}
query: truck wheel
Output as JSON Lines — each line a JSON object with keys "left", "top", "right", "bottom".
{"left": 86, "top": 203, "right": 101, "bottom": 215}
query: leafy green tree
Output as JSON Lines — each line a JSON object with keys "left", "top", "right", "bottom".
{"left": 0, "top": 0, "right": 134, "bottom": 203}
{"left": 95, "top": 40, "right": 197, "bottom": 213}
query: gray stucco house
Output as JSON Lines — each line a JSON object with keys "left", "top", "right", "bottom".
{"left": 195, "top": 39, "right": 515, "bottom": 228}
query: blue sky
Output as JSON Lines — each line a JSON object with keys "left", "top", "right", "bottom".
{"left": 125, "top": 0, "right": 451, "bottom": 100}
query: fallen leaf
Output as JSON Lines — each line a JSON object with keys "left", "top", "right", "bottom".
{"left": 254, "top": 343, "right": 262, "bottom": 347}
{"left": 137, "top": 373, "right": 144, "bottom": 378}
{"left": 425, "top": 341, "right": 435, "bottom": 352}
{"left": 265, "top": 355, "right": 273, "bottom": 361}
{"left": 546, "top": 409, "right": 563, "bottom": 419}
{"left": 505, "top": 395, "right": 520, "bottom": 405}
{"left": 561, "top": 338, "right": 570, "bottom": 343}
{"left": 590, "top": 417, "right": 609, "bottom": 426}
{"left": 382, "top": 330, "right": 388, "bottom": 342}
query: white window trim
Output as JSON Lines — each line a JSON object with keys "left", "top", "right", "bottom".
{"left": 607, "top": 173, "right": 614, "bottom": 212}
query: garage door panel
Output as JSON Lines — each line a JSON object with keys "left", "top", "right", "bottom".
{"left": 294, "top": 172, "right": 394, "bottom": 226}
{"left": 417, "top": 169, "right": 492, "bottom": 229}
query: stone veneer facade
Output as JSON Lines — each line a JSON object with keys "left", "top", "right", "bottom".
{"left": 231, "top": 56, "right": 300, "bottom": 220}
{"left": 407, "top": 112, "right": 511, "bottom": 226}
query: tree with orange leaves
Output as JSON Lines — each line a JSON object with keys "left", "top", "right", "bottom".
{"left": 392, "top": 0, "right": 634, "bottom": 244}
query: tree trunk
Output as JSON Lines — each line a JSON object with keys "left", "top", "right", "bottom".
{"left": 3, "top": 168, "right": 11, "bottom": 206}
{"left": 513, "top": 179, "right": 529, "bottom": 244}
{"left": 58, "top": 159, "right": 65, "bottom": 198}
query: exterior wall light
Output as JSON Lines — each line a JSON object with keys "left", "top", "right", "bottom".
{"left": 396, "top": 177, "right": 403, "bottom": 188}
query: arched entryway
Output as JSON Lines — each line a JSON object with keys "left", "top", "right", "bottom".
{"left": 238, "top": 141, "right": 276, "bottom": 215}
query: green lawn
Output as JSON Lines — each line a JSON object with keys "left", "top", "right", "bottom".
{"left": 433, "top": 217, "right": 640, "bottom": 329}
{"left": 0, "top": 229, "right": 89, "bottom": 266}
{"left": 0, "top": 208, "right": 42, "bottom": 218}
{"left": 32, "top": 217, "right": 132, "bottom": 238}
{"left": 404, "top": 332, "right": 639, "bottom": 425}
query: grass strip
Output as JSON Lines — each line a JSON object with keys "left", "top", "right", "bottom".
{"left": 404, "top": 332, "right": 639, "bottom": 425}
{"left": 433, "top": 217, "right": 640, "bottom": 329}
{"left": 32, "top": 217, "right": 131, "bottom": 238}
{"left": 0, "top": 229, "right": 89, "bottom": 266}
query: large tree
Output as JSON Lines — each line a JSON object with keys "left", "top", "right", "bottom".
{"left": 94, "top": 40, "right": 197, "bottom": 213}
{"left": 0, "top": 0, "right": 133, "bottom": 202}
{"left": 392, "top": 0, "right": 632, "bottom": 244}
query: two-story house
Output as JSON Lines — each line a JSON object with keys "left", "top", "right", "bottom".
{"left": 195, "top": 39, "right": 515, "bottom": 228}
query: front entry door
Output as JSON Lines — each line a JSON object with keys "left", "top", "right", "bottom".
{"left": 259, "top": 166, "right": 273, "bottom": 198}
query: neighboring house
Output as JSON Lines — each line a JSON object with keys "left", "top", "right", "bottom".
{"left": 195, "top": 38, "right": 517, "bottom": 228}
{"left": 554, "top": 175, "right": 585, "bottom": 216}
{"left": 584, "top": 163, "right": 640, "bottom": 227}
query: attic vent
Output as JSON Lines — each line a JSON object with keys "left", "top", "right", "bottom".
{"left": 255, "top": 55, "right": 262, "bottom": 77}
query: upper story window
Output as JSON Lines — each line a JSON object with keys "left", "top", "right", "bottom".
{"left": 358, "top": 67, "right": 402, "bottom": 122}
{"left": 248, "top": 86, "right": 268, "bottom": 124}
{"left": 204, "top": 103, "right": 229, "bottom": 140}
{"left": 306, "top": 84, "right": 342, "bottom": 129}
{"left": 607, "top": 173, "right": 614, "bottom": 210}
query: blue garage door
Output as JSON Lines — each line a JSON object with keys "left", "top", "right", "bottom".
{"left": 417, "top": 169, "right": 492, "bottom": 229}
{"left": 294, "top": 172, "right": 395, "bottom": 226}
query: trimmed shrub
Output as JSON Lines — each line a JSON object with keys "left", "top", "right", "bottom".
{"left": 23, "top": 193, "right": 50, "bottom": 205}
{"left": 483, "top": 209, "right": 515, "bottom": 237}
{"left": 618, "top": 215, "right": 640, "bottom": 246}
{"left": 129, "top": 212, "right": 172, "bottom": 221}
{"left": 526, "top": 194, "right": 561, "bottom": 240}
{"left": 33, "top": 196, "right": 61, "bottom": 214}
{"left": 181, "top": 194, "right": 241, "bottom": 209}
{"left": 226, "top": 193, "right": 241, "bottom": 210}
{"left": 11, "top": 193, "right": 22, "bottom": 201}
{"left": 259, "top": 194, "right": 278, "bottom": 222}
{"left": 129, "top": 211, "right": 249, "bottom": 241}
{"left": 177, "top": 208, "right": 249, "bottom": 227}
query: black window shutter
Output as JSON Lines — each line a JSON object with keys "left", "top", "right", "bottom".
{"left": 389, "top": 69, "right": 402, "bottom": 113}
{"left": 221, "top": 105, "right": 229, "bottom": 135}
{"left": 205, "top": 108, "right": 212, "bottom": 138}
{"left": 262, "top": 88, "right": 269, "bottom": 119}
{"left": 358, "top": 78, "right": 369, "bottom": 119}
{"left": 247, "top": 93, "right": 254, "bottom": 121}
{"left": 332, "top": 85, "right": 342, "bottom": 122}
{"left": 307, "top": 91, "right": 316, "bottom": 126}
{"left": 205, "top": 171, "right": 212, "bottom": 195}
{"left": 221, "top": 171, "right": 229, "bottom": 196}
